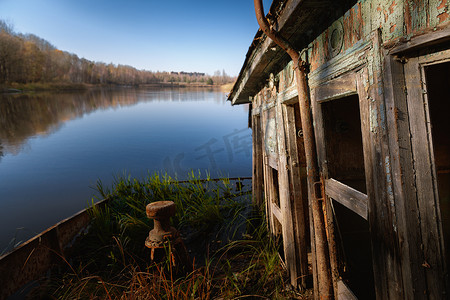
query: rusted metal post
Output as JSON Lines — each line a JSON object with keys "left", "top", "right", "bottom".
{"left": 253, "top": 0, "right": 333, "bottom": 298}
{"left": 145, "top": 201, "right": 189, "bottom": 268}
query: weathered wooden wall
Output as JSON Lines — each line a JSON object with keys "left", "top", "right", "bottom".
{"left": 248, "top": 0, "right": 450, "bottom": 299}
{"left": 310, "top": 0, "right": 450, "bottom": 72}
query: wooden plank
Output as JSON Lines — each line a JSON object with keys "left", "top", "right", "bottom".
{"left": 404, "top": 57, "right": 447, "bottom": 298}
{"left": 252, "top": 114, "right": 265, "bottom": 208}
{"left": 0, "top": 198, "right": 109, "bottom": 299}
{"left": 308, "top": 41, "right": 370, "bottom": 87}
{"left": 313, "top": 72, "right": 357, "bottom": 103}
{"left": 421, "top": 60, "right": 450, "bottom": 284}
{"left": 252, "top": 114, "right": 258, "bottom": 205}
{"left": 262, "top": 104, "right": 282, "bottom": 236}
{"left": 325, "top": 178, "right": 368, "bottom": 220}
{"left": 278, "top": 85, "right": 298, "bottom": 104}
{"left": 309, "top": 87, "right": 323, "bottom": 300}
{"left": 271, "top": 202, "right": 283, "bottom": 223}
{"left": 310, "top": 77, "right": 340, "bottom": 299}
{"left": 268, "top": 155, "right": 279, "bottom": 170}
{"left": 336, "top": 280, "right": 358, "bottom": 300}
{"left": 275, "top": 98, "right": 299, "bottom": 287}
{"left": 358, "top": 34, "right": 404, "bottom": 298}
{"left": 264, "top": 107, "right": 279, "bottom": 170}
{"left": 260, "top": 105, "right": 276, "bottom": 234}
{"left": 383, "top": 51, "right": 426, "bottom": 299}
{"left": 358, "top": 66, "right": 390, "bottom": 299}
{"left": 388, "top": 26, "right": 450, "bottom": 56}
{"left": 283, "top": 104, "right": 308, "bottom": 289}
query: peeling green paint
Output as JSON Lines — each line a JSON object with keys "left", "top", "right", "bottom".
{"left": 370, "top": 98, "right": 378, "bottom": 133}
{"left": 310, "top": 0, "right": 449, "bottom": 73}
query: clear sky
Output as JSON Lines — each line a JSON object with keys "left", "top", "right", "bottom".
{"left": 0, "top": 0, "right": 272, "bottom": 76}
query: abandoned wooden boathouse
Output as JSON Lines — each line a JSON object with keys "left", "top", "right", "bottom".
{"left": 229, "top": 0, "right": 450, "bottom": 298}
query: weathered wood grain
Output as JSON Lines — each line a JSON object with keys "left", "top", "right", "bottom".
{"left": 388, "top": 25, "right": 450, "bottom": 55}
{"left": 252, "top": 114, "right": 265, "bottom": 208}
{"left": 405, "top": 56, "right": 447, "bottom": 299}
{"left": 283, "top": 103, "right": 308, "bottom": 289}
{"left": 310, "top": 80, "right": 340, "bottom": 298}
{"left": 360, "top": 33, "right": 405, "bottom": 298}
{"left": 336, "top": 279, "right": 358, "bottom": 300}
{"left": 275, "top": 98, "right": 299, "bottom": 287}
{"left": 271, "top": 202, "right": 283, "bottom": 223}
{"left": 313, "top": 71, "right": 357, "bottom": 103}
{"left": 325, "top": 178, "right": 368, "bottom": 220}
{"left": 0, "top": 198, "right": 109, "bottom": 300}
{"left": 382, "top": 51, "right": 426, "bottom": 299}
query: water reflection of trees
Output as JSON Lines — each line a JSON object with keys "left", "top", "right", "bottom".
{"left": 0, "top": 87, "right": 230, "bottom": 156}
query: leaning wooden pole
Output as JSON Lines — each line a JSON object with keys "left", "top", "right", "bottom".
{"left": 253, "top": 1, "right": 333, "bottom": 298}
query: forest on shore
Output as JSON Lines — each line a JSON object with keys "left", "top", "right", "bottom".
{"left": 0, "top": 20, "right": 235, "bottom": 89}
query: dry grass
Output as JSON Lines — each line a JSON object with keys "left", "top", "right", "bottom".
{"left": 220, "top": 82, "right": 235, "bottom": 94}
{"left": 30, "top": 172, "right": 311, "bottom": 299}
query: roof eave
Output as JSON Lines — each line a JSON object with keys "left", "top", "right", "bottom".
{"left": 228, "top": 0, "right": 342, "bottom": 105}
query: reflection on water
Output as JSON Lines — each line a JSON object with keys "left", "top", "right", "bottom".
{"left": 0, "top": 87, "right": 251, "bottom": 252}
{"left": 0, "top": 87, "right": 228, "bottom": 157}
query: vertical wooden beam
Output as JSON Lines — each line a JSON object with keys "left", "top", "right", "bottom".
{"left": 283, "top": 104, "right": 308, "bottom": 289}
{"left": 252, "top": 113, "right": 264, "bottom": 208}
{"left": 310, "top": 86, "right": 344, "bottom": 299}
{"left": 358, "top": 31, "right": 404, "bottom": 299}
{"left": 260, "top": 106, "right": 277, "bottom": 235}
{"left": 404, "top": 57, "right": 447, "bottom": 298}
{"left": 383, "top": 52, "right": 426, "bottom": 299}
{"left": 275, "top": 99, "right": 299, "bottom": 288}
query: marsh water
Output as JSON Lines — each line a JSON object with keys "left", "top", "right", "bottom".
{"left": 0, "top": 87, "right": 251, "bottom": 252}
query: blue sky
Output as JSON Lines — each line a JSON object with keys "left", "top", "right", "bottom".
{"left": 0, "top": 0, "right": 272, "bottom": 76}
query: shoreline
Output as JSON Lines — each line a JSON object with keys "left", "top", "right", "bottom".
{"left": 0, "top": 82, "right": 233, "bottom": 94}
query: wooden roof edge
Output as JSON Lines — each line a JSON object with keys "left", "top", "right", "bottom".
{"left": 229, "top": 0, "right": 342, "bottom": 105}
{"left": 229, "top": 0, "right": 301, "bottom": 105}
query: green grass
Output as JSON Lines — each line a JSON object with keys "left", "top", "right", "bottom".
{"left": 30, "top": 171, "right": 310, "bottom": 299}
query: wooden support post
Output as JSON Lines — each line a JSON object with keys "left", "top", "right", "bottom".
{"left": 260, "top": 106, "right": 277, "bottom": 235}
{"left": 275, "top": 99, "right": 299, "bottom": 288}
{"left": 403, "top": 56, "right": 447, "bottom": 299}
{"left": 357, "top": 33, "right": 404, "bottom": 298}
{"left": 252, "top": 113, "right": 264, "bottom": 208}
{"left": 310, "top": 86, "right": 344, "bottom": 299}
{"left": 283, "top": 104, "right": 308, "bottom": 289}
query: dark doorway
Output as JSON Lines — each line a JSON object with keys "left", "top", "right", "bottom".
{"left": 322, "top": 94, "right": 366, "bottom": 193}
{"left": 425, "top": 61, "right": 450, "bottom": 269}
{"left": 321, "top": 94, "right": 374, "bottom": 299}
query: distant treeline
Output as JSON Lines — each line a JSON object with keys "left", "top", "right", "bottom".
{"left": 0, "top": 20, "right": 235, "bottom": 87}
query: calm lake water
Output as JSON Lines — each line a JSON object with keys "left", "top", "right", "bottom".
{"left": 0, "top": 87, "right": 251, "bottom": 253}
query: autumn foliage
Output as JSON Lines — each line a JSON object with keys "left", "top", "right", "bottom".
{"left": 0, "top": 20, "right": 234, "bottom": 87}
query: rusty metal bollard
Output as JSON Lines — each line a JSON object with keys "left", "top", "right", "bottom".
{"left": 145, "top": 201, "right": 190, "bottom": 269}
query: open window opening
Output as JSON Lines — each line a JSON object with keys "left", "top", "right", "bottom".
{"left": 272, "top": 168, "right": 281, "bottom": 207}
{"left": 424, "top": 61, "right": 450, "bottom": 268}
{"left": 321, "top": 94, "right": 374, "bottom": 299}
{"left": 322, "top": 94, "right": 366, "bottom": 193}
